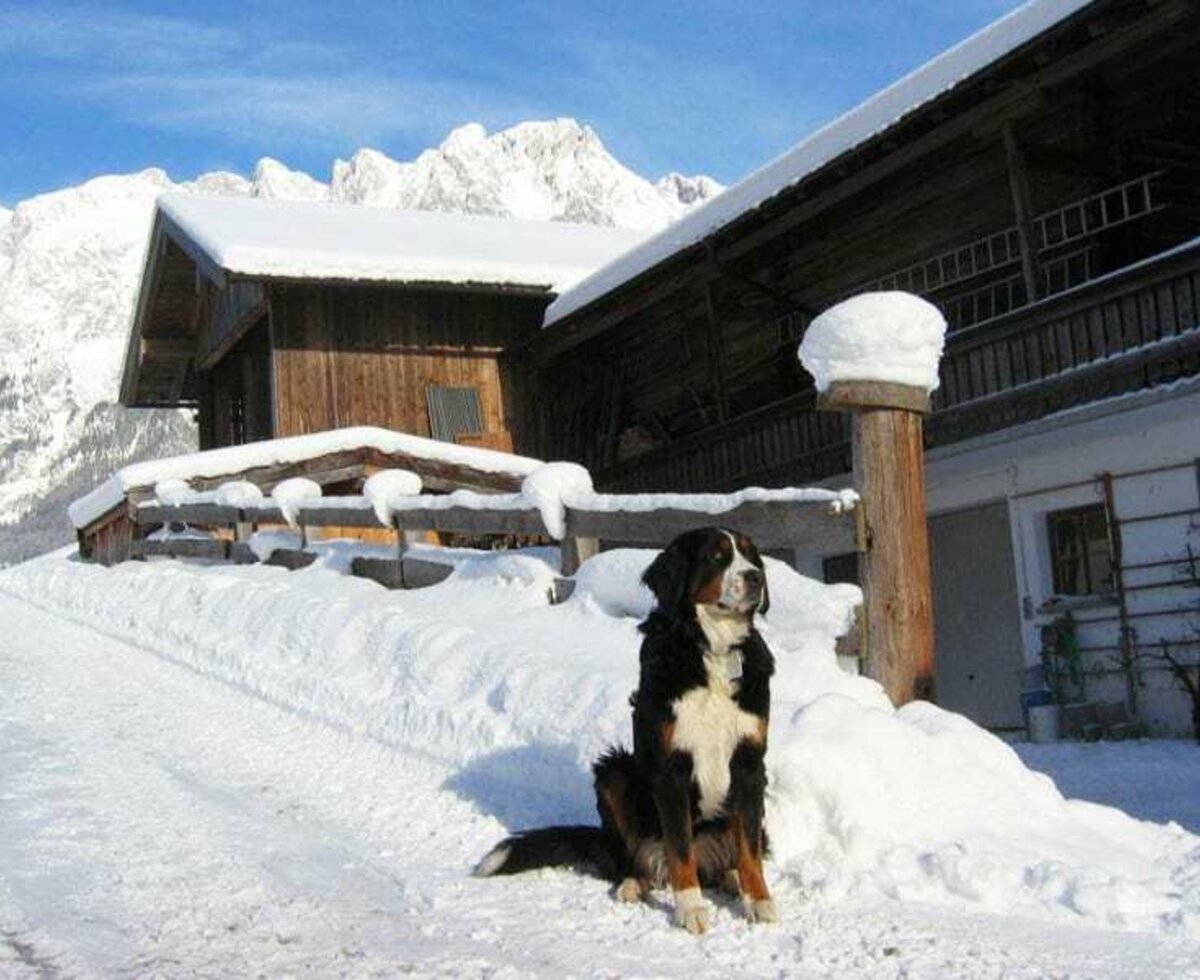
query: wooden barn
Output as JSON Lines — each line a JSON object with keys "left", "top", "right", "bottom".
{"left": 517, "top": 0, "right": 1200, "bottom": 733}
{"left": 118, "top": 193, "right": 642, "bottom": 454}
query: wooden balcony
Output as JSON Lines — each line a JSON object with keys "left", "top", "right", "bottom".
{"left": 600, "top": 238, "right": 1200, "bottom": 493}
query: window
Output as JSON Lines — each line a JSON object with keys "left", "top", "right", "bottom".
{"left": 1046, "top": 504, "right": 1114, "bottom": 597}
{"left": 426, "top": 385, "right": 483, "bottom": 442}
{"left": 823, "top": 552, "right": 860, "bottom": 586}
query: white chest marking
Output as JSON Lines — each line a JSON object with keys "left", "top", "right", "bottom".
{"left": 671, "top": 651, "right": 761, "bottom": 820}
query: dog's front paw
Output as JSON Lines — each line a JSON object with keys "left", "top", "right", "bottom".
{"left": 673, "top": 887, "right": 710, "bottom": 934}
{"left": 616, "top": 877, "right": 648, "bottom": 903}
{"left": 744, "top": 896, "right": 777, "bottom": 924}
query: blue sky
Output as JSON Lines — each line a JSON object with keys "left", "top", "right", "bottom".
{"left": 0, "top": 1, "right": 1023, "bottom": 207}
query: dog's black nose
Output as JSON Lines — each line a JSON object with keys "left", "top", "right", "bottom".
{"left": 743, "top": 568, "right": 763, "bottom": 591}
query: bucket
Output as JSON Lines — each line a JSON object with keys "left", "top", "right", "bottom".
{"left": 1026, "top": 703, "right": 1062, "bottom": 743}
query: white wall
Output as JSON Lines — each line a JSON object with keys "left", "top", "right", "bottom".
{"left": 931, "top": 383, "right": 1200, "bottom": 735}
{"left": 808, "top": 379, "right": 1200, "bottom": 734}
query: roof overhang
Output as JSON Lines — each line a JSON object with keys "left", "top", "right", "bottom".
{"left": 528, "top": 0, "right": 1176, "bottom": 362}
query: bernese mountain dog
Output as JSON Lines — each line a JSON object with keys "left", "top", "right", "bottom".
{"left": 474, "top": 527, "right": 775, "bottom": 934}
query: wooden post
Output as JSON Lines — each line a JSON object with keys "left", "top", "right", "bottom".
{"left": 560, "top": 535, "right": 599, "bottom": 577}
{"left": 818, "top": 380, "right": 935, "bottom": 705}
{"left": 1002, "top": 120, "right": 1041, "bottom": 304}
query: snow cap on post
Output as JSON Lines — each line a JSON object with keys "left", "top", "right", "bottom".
{"left": 798, "top": 291, "right": 947, "bottom": 402}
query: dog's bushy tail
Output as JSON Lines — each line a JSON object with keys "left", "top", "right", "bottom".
{"left": 473, "top": 825, "right": 617, "bottom": 879}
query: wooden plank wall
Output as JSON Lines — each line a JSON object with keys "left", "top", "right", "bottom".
{"left": 270, "top": 285, "right": 546, "bottom": 447}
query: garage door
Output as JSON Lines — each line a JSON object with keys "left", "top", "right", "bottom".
{"left": 930, "top": 502, "right": 1026, "bottom": 729}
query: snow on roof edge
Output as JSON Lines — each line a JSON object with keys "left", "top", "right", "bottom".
{"left": 543, "top": 0, "right": 1094, "bottom": 328}
{"left": 155, "top": 192, "right": 646, "bottom": 293}
{"left": 69, "top": 426, "right": 545, "bottom": 530}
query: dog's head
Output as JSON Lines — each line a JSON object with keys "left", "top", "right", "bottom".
{"left": 642, "top": 527, "right": 769, "bottom": 622}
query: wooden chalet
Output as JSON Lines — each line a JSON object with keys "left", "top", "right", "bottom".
{"left": 119, "top": 194, "right": 642, "bottom": 454}
{"left": 518, "top": 0, "right": 1200, "bottom": 734}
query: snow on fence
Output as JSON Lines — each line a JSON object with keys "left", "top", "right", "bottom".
{"left": 130, "top": 485, "right": 859, "bottom": 585}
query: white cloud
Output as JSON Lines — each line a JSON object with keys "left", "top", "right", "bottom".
{"left": 0, "top": 4, "right": 538, "bottom": 151}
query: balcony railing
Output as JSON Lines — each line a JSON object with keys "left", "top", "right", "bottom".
{"left": 601, "top": 238, "right": 1200, "bottom": 493}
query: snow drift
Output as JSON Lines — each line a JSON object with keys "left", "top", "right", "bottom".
{"left": 2, "top": 547, "right": 1196, "bottom": 937}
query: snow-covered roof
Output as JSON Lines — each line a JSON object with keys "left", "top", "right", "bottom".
{"left": 69, "top": 426, "right": 545, "bottom": 529}
{"left": 543, "top": 0, "right": 1093, "bottom": 327}
{"left": 157, "top": 192, "right": 646, "bottom": 292}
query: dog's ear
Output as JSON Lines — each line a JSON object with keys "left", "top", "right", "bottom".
{"left": 642, "top": 537, "right": 693, "bottom": 615}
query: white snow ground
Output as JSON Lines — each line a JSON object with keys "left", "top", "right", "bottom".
{"left": 1, "top": 548, "right": 1199, "bottom": 978}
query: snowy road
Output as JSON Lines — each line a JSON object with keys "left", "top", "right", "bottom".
{"left": 2, "top": 589, "right": 1199, "bottom": 979}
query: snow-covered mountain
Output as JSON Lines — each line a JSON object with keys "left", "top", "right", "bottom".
{"left": 0, "top": 119, "right": 721, "bottom": 564}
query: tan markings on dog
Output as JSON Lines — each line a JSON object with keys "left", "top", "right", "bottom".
{"left": 667, "top": 849, "right": 700, "bottom": 894}
{"left": 756, "top": 717, "right": 769, "bottom": 745}
{"left": 693, "top": 573, "right": 724, "bottom": 605}
{"left": 732, "top": 812, "right": 771, "bottom": 903}
{"left": 599, "top": 779, "right": 635, "bottom": 847}
{"left": 660, "top": 720, "right": 676, "bottom": 754}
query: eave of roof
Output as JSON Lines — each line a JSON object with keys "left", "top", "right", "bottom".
{"left": 156, "top": 192, "right": 645, "bottom": 293}
{"left": 542, "top": 0, "right": 1096, "bottom": 331}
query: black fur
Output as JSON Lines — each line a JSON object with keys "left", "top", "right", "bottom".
{"left": 475, "top": 527, "right": 774, "bottom": 906}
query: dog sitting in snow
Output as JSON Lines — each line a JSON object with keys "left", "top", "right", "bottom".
{"left": 475, "top": 527, "right": 775, "bottom": 934}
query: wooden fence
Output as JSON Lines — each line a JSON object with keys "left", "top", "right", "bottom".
{"left": 131, "top": 490, "right": 858, "bottom": 589}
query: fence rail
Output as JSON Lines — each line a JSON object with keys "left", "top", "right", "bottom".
{"left": 133, "top": 490, "right": 858, "bottom": 581}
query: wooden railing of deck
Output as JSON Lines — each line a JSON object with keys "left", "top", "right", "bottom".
{"left": 601, "top": 239, "right": 1200, "bottom": 493}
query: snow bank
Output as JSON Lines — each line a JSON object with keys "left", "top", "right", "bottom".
{"left": 3, "top": 548, "right": 1197, "bottom": 936}
{"left": 799, "top": 291, "right": 947, "bottom": 392}
{"left": 68, "top": 425, "right": 544, "bottom": 529}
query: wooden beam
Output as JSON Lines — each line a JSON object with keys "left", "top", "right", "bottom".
{"left": 133, "top": 538, "right": 230, "bottom": 561}
{"left": 1002, "top": 120, "right": 1042, "bottom": 303}
{"left": 135, "top": 503, "right": 243, "bottom": 526}
{"left": 818, "top": 380, "right": 932, "bottom": 414}
{"left": 703, "top": 278, "right": 729, "bottom": 424}
{"left": 140, "top": 336, "right": 196, "bottom": 360}
{"left": 350, "top": 556, "right": 455, "bottom": 590}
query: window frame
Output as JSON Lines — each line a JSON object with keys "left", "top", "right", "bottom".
{"left": 1045, "top": 502, "right": 1114, "bottom": 598}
